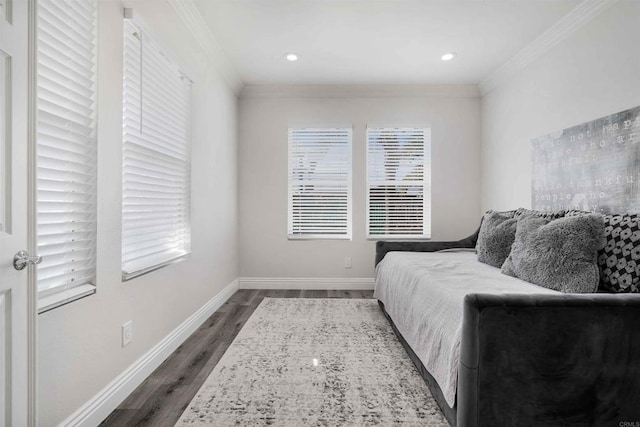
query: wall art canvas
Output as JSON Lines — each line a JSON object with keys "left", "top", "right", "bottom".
{"left": 532, "top": 105, "right": 640, "bottom": 214}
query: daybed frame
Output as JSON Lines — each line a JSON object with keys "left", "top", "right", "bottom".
{"left": 375, "top": 230, "right": 640, "bottom": 427}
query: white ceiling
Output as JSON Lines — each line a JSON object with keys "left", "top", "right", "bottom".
{"left": 194, "top": 0, "right": 581, "bottom": 86}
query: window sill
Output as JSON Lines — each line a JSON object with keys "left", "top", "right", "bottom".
{"left": 122, "top": 253, "right": 190, "bottom": 282}
{"left": 288, "top": 235, "right": 352, "bottom": 241}
{"left": 367, "top": 235, "right": 432, "bottom": 241}
{"left": 38, "top": 284, "right": 97, "bottom": 314}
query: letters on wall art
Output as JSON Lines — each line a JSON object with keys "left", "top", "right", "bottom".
{"left": 531, "top": 105, "right": 640, "bottom": 214}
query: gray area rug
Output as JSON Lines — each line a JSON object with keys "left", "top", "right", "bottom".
{"left": 176, "top": 298, "right": 448, "bottom": 426}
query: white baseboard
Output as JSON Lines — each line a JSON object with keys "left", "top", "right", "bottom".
{"left": 60, "top": 279, "right": 239, "bottom": 427}
{"left": 238, "top": 277, "right": 375, "bottom": 290}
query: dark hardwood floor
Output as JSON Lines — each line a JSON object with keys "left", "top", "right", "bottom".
{"left": 100, "top": 289, "right": 374, "bottom": 427}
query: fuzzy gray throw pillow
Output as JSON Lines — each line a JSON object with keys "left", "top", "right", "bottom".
{"left": 477, "top": 211, "right": 518, "bottom": 268}
{"left": 501, "top": 214, "right": 605, "bottom": 293}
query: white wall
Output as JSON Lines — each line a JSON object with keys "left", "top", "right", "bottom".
{"left": 238, "top": 88, "right": 481, "bottom": 278}
{"left": 40, "top": 0, "right": 640, "bottom": 422}
{"left": 37, "top": 1, "right": 239, "bottom": 425}
{"left": 481, "top": 1, "right": 640, "bottom": 211}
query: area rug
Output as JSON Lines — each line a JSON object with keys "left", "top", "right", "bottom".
{"left": 176, "top": 298, "right": 448, "bottom": 426}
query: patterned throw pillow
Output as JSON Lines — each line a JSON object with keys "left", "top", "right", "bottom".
{"left": 565, "top": 209, "right": 590, "bottom": 217}
{"left": 598, "top": 214, "right": 640, "bottom": 293}
{"left": 514, "top": 208, "right": 566, "bottom": 220}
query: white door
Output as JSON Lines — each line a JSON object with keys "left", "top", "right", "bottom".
{"left": 0, "top": 0, "right": 37, "bottom": 426}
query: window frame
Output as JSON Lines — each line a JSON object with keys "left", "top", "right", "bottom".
{"left": 35, "top": 0, "right": 99, "bottom": 312}
{"left": 365, "top": 126, "right": 431, "bottom": 240}
{"left": 121, "top": 18, "right": 192, "bottom": 281}
{"left": 287, "top": 127, "right": 353, "bottom": 240}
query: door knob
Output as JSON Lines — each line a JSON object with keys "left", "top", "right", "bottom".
{"left": 13, "top": 250, "right": 42, "bottom": 271}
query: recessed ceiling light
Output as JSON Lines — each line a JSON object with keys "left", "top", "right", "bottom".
{"left": 441, "top": 52, "right": 457, "bottom": 61}
{"left": 285, "top": 53, "right": 298, "bottom": 62}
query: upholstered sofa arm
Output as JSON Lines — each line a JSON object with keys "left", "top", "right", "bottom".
{"left": 458, "top": 293, "right": 640, "bottom": 427}
{"left": 374, "top": 227, "right": 480, "bottom": 266}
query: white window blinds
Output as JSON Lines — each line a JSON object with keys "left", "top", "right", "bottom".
{"left": 288, "top": 128, "right": 352, "bottom": 239}
{"left": 367, "top": 127, "right": 431, "bottom": 239}
{"left": 122, "top": 20, "right": 192, "bottom": 279}
{"left": 36, "top": 0, "right": 98, "bottom": 297}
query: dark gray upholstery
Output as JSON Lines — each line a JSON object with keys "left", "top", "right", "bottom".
{"left": 459, "top": 293, "right": 640, "bottom": 427}
{"left": 374, "top": 219, "right": 640, "bottom": 426}
{"left": 375, "top": 227, "right": 480, "bottom": 266}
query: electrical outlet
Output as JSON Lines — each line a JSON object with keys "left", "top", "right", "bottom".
{"left": 122, "top": 321, "right": 133, "bottom": 347}
{"left": 344, "top": 257, "right": 352, "bottom": 268}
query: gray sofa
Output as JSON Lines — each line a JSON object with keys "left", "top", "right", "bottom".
{"left": 375, "top": 230, "right": 640, "bottom": 427}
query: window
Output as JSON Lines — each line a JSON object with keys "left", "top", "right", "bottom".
{"left": 35, "top": 0, "right": 98, "bottom": 311}
{"left": 288, "top": 128, "right": 352, "bottom": 239}
{"left": 367, "top": 127, "right": 431, "bottom": 239}
{"left": 121, "top": 20, "right": 192, "bottom": 279}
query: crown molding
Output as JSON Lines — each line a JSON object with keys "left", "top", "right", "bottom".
{"left": 241, "top": 84, "right": 481, "bottom": 99}
{"left": 167, "top": 0, "right": 244, "bottom": 94}
{"left": 479, "top": 0, "right": 619, "bottom": 96}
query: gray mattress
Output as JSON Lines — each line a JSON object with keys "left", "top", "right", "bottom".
{"left": 374, "top": 250, "right": 557, "bottom": 407}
